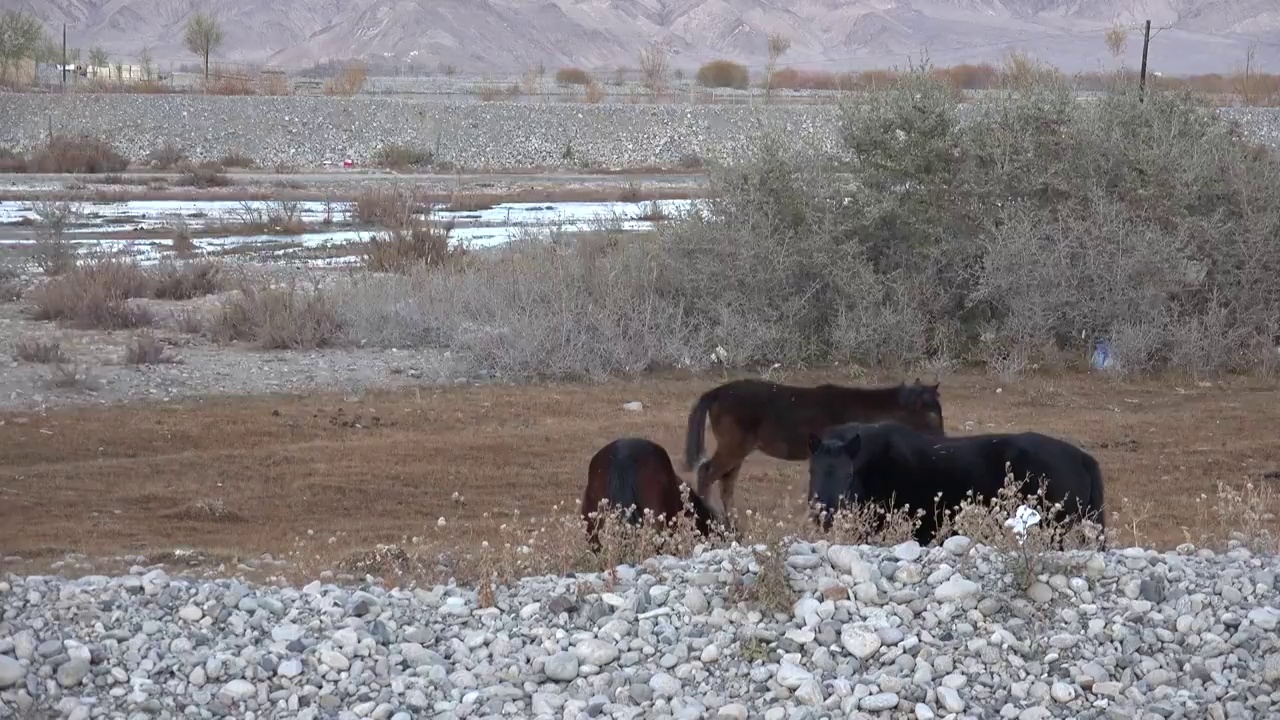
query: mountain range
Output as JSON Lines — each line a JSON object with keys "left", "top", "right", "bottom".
{"left": 13, "top": 0, "right": 1280, "bottom": 76}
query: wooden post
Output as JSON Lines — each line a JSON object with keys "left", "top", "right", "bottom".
{"left": 1138, "top": 19, "right": 1151, "bottom": 101}
{"left": 61, "top": 24, "right": 66, "bottom": 87}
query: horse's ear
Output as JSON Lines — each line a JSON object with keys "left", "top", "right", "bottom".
{"left": 842, "top": 433, "right": 862, "bottom": 457}
{"left": 807, "top": 434, "right": 824, "bottom": 454}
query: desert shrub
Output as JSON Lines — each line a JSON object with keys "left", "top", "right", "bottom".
{"left": 554, "top": 67, "right": 592, "bottom": 86}
{"left": 26, "top": 134, "right": 128, "bottom": 174}
{"left": 374, "top": 144, "right": 433, "bottom": 171}
{"left": 13, "top": 338, "right": 67, "bottom": 363}
{"left": 363, "top": 222, "right": 465, "bottom": 274}
{"left": 123, "top": 333, "right": 176, "bottom": 364}
{"left": 205, "top": 76, "right": 255, "bottom": 95}
{"left": 0, "top": 265, "right": 22, "bottom": 301}
{"left": 932, "top": 63, "right": 1000, "bottom": 90}
{"left": 176, "top": 163, "right": 231, "bottom": 187}
{"left": 0, "top": 147, "right": 26, "bottom": 172}
{"left": 150, "top": 259, "right": 225, "bottom": 299}
{"left": 29, "top": 200, "right": 81, "bottom": 276}
{"left": 334, "top": 232, "right": 698, "bottom": 379}
{"left": 27, "top": 257, "right": 155, "bottom": 330}
{"left": 218, "top": 152, "right": 256, "bottom": 168}
{"left": 353, "top": 185, "right": 421, "bottom": 228}
{"left": 767, "top": 68, "right": 856, "bottom": 91}
{"left": 227, "top": 200, "right": 305, "bottom": 234}
{"left": 329, "top": 65, "right": 1280, "bottom": 379}
{"left": 696, "top": 60, "right": 749, "bottom": 90}
{"left": 323, "top": 60, "right": 367, "bottom": 96}
{"left": 211, "top": 279, "right": 345, "bottom": 349}
{"left": 147, "top": 142, "right": 186, "bottom": 169}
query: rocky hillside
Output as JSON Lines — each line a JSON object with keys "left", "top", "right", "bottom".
{"left": 13, "top": 0, "right": 1280, "bottom": 75}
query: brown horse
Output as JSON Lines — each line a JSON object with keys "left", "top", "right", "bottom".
{"left": 683, "top": 377, "right": 946, "bottom": 523}
{"left": 582, "top": 437, "right": 723, "bottom": 551}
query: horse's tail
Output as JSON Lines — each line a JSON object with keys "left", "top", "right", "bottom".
{"left": 683, "top": 386, "right": 721, "bottom": 472}
{"left": 607, "top": 444, "right": 641, "bottom": 525}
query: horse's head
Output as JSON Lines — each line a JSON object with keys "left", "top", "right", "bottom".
{"left": 806, "top": 426, "right": 873, "bottom": 531}
{"left": 897, "top": 379, "right": 944, "bottom": 436}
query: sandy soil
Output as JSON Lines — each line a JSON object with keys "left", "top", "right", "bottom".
{"left": 2, "top": 370, "right": 1277, "bottom": 581}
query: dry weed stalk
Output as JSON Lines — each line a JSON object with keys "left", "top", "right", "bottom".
{"left": 274, "top": 467, "right": 1274, "bottom": 599}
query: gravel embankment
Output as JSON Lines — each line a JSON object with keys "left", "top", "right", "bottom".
{"left": 2, "top": 538, "right": 1278, "bottom": 719}
{"left": 5, "top": 95, "right": 1280, "bottom": 171}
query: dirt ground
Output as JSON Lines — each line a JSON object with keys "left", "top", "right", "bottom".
{"left": 2, "top": 369, "right": 1278, "bottom": 579}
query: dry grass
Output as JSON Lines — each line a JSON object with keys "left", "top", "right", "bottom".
{"left": 0, "top": 372, "right": 1275, "bottom": 586}
{"left": 258, "top": 73, "right": 292, "bottom": 96}
{"left": 204, "top": 76, "right": 255, "bottom": 95}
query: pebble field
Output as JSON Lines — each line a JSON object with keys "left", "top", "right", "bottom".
{"left": 4, "top": 95, "right": 1280, "bottom": 171}
{"left": 3, "top": 537, "right": 1279, "bottom": 719}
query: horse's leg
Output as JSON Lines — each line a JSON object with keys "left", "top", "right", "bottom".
{"left": 718, "top": 463, "right": 745, "bottom": 534}
{"left": 696, "top": 417, "right": 750, "bottom": 516}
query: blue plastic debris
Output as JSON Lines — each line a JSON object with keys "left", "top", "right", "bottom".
{"left": 1090, "top": 339, "right": 1112, "bottom": 370}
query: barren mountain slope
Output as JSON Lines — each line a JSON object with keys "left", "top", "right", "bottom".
{"left": 15, "top": 0, "right": 1280, "bottom": 75}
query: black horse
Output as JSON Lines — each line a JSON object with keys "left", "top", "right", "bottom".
{"left": 806, "top": 421, "right": 1106, "bottom": 547}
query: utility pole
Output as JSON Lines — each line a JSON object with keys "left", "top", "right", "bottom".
{"left": 61, "top": 23, "right": 67, "bottom": 87}
{"left": 1138, "top": 19, "right": 1151, "bottom": 101}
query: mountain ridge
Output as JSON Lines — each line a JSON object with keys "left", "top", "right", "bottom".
{"left": 13, "top": 0, "right": 1280, "bottom": 76}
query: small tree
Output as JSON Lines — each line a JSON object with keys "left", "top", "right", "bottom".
{"left": 88, "top": 46, "right": 108, "bottom": 71}
{"left": 765, "top": 32, "right": 791, "bottom": 98}
{"left": 1104, "top": 26, "right": 1127, "bottom": 65}
{"left": 639, "top": 41, "right": 668, "bottom": 98}
{"left": 138, "top": 46, "right": 153, "bottom": 81}
{"left": 0, "top": 10, "right": 47, "bottom": 85}
{"left": 183, "top": 11, "right": 224, "bottom": 83}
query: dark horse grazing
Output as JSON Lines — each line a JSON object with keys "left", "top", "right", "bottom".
{"left": 806, "top": 421, "right": 1106, "bottom": 547}
{"left": 582, "top": 437, "right": 723, "bottom": 551}
{"left": 683, "top": 378, "right": 945, "bottom": 523}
